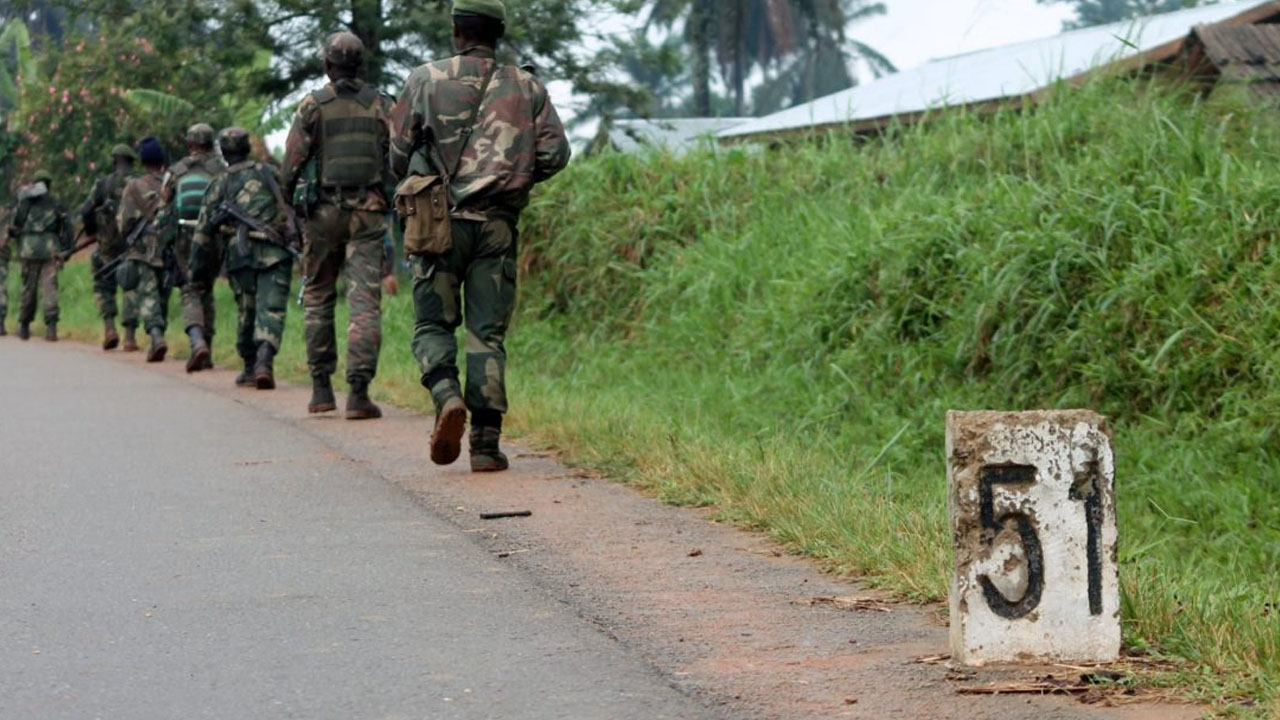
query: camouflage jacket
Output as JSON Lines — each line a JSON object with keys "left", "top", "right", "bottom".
{"left": 282, "top": 78, "right": 393, "bottom": 213}
{"left": 192, "top": 160, "right": 293, "bottom": 274}
{"left": 157, "top": 151, "right": 227, "bottom": 246}
{"left": 10, "top": 190, "right": 72, "bottom": 262}
{"left": 390, "top": 46, "right": 571, "bottom": 219}
{"left": 79, "top": 167, "right": 137, "bottom": 255}
{"left": 117, "top": 172, "right": 166, "bottom": 267}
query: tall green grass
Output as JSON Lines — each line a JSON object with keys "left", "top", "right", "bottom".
{"left": 30, "top": 76, "right": 1277, "bottom": 714}
{"left": 512, "top": 78, "right": 1278, "bottom": 713}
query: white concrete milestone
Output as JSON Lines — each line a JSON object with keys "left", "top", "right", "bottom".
{"left": 946, "top": 410, "right": 1120, "bottom": 666}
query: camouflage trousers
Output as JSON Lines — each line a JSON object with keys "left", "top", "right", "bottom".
{"left": 0, "top": 256, "right": 8, "bottom": 320}
{"left": 18, "top": 259, "right": 59, "bottom": 324}
{"left": 410, "top": 218, "right": 518, "bottom": 415}
{"left": 92, "top": 250, "right": 138, "bottom": 328}
{"left": 131, "top": 260, "right": 171, "bottom": 333}
{"left": 180, "top": 230, "right": 220, "bottom": 338}
{"left": 302, "top": 204, "right": 386, "bottom": 384}
{"left": 228, "top": 260, "right": 292, "bottom": 360}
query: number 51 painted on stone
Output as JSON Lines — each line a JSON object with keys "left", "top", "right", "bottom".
{"left": 946, "top": 410, "right": 1120, "bottom": 666}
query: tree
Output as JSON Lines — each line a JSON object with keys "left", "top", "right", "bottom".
{"left": 1036, "top": 0, "right": 1212, "bottom": 30}
{"left": 647, "top": 0, "right": 891, "bottom": 117}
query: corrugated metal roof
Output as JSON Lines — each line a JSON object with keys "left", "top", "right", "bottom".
{"left": 603, "top": 117, "right": 751, "bottom": 155}
{"left": 1191, "top": 23, "right": 1280, "bottom": 98}
{"left": 721, "top": 0, "right": 1280, "bottom": 141}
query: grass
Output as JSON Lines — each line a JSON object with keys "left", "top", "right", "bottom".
{"left": 25, "top": 75, "right": 1278, "bottom": 716}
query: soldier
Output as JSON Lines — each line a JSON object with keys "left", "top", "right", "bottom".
{"left": 158, "top": 123, "right": 226, "bottom": 372}
{"left": 390, "top": 0, "right": 571, "bottom": 472}
{"left": 117, "top": 136, "right": 171, "bottom": 362}
{"left": 281, "top": 31, "right": 397, "bottom": 420}
{"left": 7, "top": 171, "right": 73, "bottom": 341}
{"left": 0, "top": 204, "right": 11, "bottom": 336}
{"left": 189, "top": 127, "right": 295, "bottom": 390}
{"left": 80, "top": 144, "right": 141, "bottom": 351}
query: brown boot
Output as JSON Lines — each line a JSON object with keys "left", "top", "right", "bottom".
{"left": 146, "top": 327, "right": 167, "bottom": 362}
{"left": 345, "top": 378, "right": 382, "bottom": 420}
{"left": 253, "top": 342, "right": 275, "bottom": 390}
{"left": 185, "top": 327, "right": 210, "bottom": 373}
{"left": 469, "top": 425, "right": 509, "bottom": 473}
{"left": 309, "top": 375, "right": 337, "bottom": 413}
{"left": 122, "top": 326, "right": 139, "bottom": 352}
{"left": 235, "top": 356, "right": 255, "bottom": 387}
{"left": 44, "top": 322, "right": 57, "bottom": 342}
{"left": 102, "top": 319, "right": 119, "bottom": 350}
{"left": 429, "top": 396, "right": 467, "bottom": 466}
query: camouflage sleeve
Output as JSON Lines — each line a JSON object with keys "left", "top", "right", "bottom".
{"left": 389, "top": 73, "right": 425, "bottom": 181}
{"left": 188, "top": 176, "right": 225, "bottom": 278}
{"left": 378, "top": 92, "right": 396, "bottom": 195}
{"left": 530, "top": 79, "right": 571, "bottom": 183}
{"left": 155, "top": 171, "right": 179, "bottom": 245}
{"left": 79, "top": 178, "right": 103, "bottom": 234}
{"left": 9, "top": 199, "right": 30, "bottom": 238}
{"left": 281, "top": 94, "right": 320, "bottom": 199}
{"left": 57, "top": 205, "right": 73, "bottom": 252}
{"left": 116, "top": 181, "right": 140, "bottom": 238}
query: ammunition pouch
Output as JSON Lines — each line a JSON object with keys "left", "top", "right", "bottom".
{"left": 116, "top": 258, "right": 141, "bottom": 291}
{"left": 395, "top": 174, "right": 451, "bottom": 256}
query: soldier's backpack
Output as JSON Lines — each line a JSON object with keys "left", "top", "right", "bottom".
{"left": 175, "top": 169, "right": 214, "bottom": 222}
{"left": 312, "top": 83, "right": 382, "bottom": 189}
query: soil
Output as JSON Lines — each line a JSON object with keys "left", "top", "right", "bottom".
{"left": 83, "top": 343, "right": 1205, "bottom": 720}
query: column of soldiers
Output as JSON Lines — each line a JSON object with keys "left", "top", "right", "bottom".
{"left": 0, "top": 0, "right": 570, "bottom": 473}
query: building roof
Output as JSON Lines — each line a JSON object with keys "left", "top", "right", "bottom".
{"left": 721, "top": 0, "right": 1280, "bottom": 142}
{"left": 599, "top": 117, "right": 751, "bottom": 155}
{"left": 1187, "top": 23, "right": 1280, "bottom": 99}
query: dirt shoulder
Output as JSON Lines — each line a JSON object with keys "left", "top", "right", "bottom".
{"left": 80, "top": 343, "right": 1203, "bottom": 720}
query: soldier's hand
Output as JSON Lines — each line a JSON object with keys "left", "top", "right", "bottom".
{"left": 382, "top": 274, "right": 400, "bottom": 297}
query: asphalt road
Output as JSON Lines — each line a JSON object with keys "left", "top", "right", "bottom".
{"left": 0, "top": 339, "right": 711, "bottom": 720}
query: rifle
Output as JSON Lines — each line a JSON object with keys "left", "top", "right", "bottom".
{"left": 92, "top": 218, "right": 150, "bottom": 281}
{"left": 162, "top": 243, "right": 188, "bottom": 293}
{"left": 56, "top": 232, "right": 96, "bottom": 262}
{"left": 215, "top": 201, "right": 300, "bottom": 259}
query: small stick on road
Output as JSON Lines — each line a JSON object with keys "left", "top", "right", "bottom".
{"left": 480, "top": 510, "right": 533, "bottom": 520}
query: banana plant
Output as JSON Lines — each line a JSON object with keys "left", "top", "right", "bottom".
{"left": 0, "top": 19, "right": 39, "bottom": 118}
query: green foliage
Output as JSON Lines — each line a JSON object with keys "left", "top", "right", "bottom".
{"left": 515, "top": 78, "right": 1278, "bottom": 712}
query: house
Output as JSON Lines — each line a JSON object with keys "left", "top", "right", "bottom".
{"left": 718, "top": 0, "right": 1280, "bottom": 144}
{"left": 588, "top": 117, "right": 751, "bottom": 156}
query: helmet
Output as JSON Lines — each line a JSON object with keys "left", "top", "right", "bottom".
{"left": 452, "top": 0, "right": 506, "bottom": 22}
{"left": 219, "top": 126, "right": 252, "bottom": 159}
{"left": 323, "top": 31, "right": 365, "bottom": 70}
{"left": 33, "top": 169, "right": 53, "bottom": 185}
{"left": 111, "top": 144, "right": 138, "bottom": 161}
{"left": 186, "top": 123, "right": 216, "bottom": 148}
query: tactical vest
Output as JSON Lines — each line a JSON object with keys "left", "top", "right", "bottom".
{"left": 313, "top": 83, "right": 382, "bottom": 188}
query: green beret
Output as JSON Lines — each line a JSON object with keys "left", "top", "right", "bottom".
{"left": 111, "top": 144, "right": 137, "bottom": 161}
{"left": 452, "top": 0, "right": 506, "bottom": 22}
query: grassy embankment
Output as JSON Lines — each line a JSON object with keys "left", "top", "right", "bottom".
{"left": 29, "top": 77, "right": 1278, "bottom": 715}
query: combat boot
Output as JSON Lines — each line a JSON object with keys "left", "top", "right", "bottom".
{"left": 235, "top": 356, "right": 255, "bottom": 387}
{"left": 146, "top": 327, "right": 167, "bottom": 362}
{"left": 469, "top": 425, "right": 509, "bottom": 473}
{"left": 201, "top": 336, "right": 215, "bottom": 370}
{"left": 185, "top": 326, "right": 210, "bottom": 373}
{"left": 429, "top": 395, "right": 468, "bottom": 466}
{"left": 44, "top": 322, "right": 57, "bottom": 342}
{"left": 253, "top": 342, "right": 276, "bottom": 390}
{"left": 102, "top": 319, "right": 119, "bottom": 350}
{"left": 123, "top": 326, "right": 139, "bottom": 352}
{"left": 18, "top": 321, "right": 30, "bottom": 340}
{"left": 345, "top": 377, "right": 382, "bottom": 420}
{"left": 309, "top": 374, "right": 337, "bottom": 413}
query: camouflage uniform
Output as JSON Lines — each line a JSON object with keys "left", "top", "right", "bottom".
{"left": 117, "top": 172, "right": 169, "bottom": 337}
{"left": 0, "top": 206, "right": 10, "bottom": 332}
{"left": 80, "top": 156, "right": 140, "bottom": 337}
{"left": 190, "top": 155, "right": 294, "bottom": 378}
{"left": 391, "top": 41, "right": 570, "bottom": 465}
{"left": 159, "top": 135, "right": 225, "bottom": 345}
{"left": 9, "top": 181, "right": 73, "bottom": 337}
{"left": 282, "top": 80, "right": 393, "bottom": 392}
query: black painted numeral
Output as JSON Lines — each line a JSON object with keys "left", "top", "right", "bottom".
{"left": 977, "top": 465, "right": 1044, "bottom": 619}
{"left": 1069, "top": 460, "right": 1105, "bottom": 616}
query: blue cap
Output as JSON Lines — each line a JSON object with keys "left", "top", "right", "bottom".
{"left": 137, "top": 136, "right": 166, "bottom": 167}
